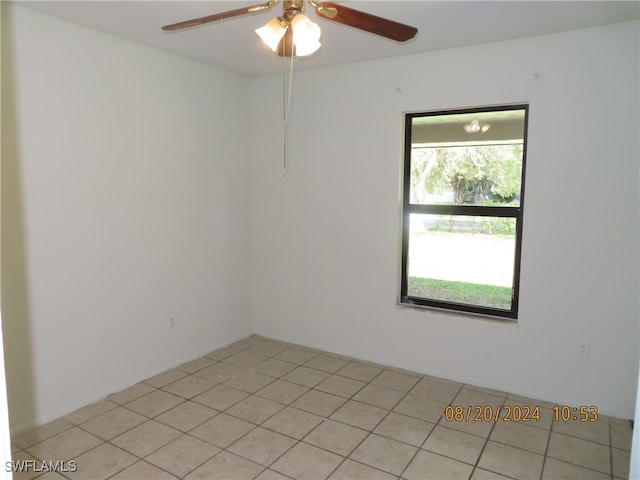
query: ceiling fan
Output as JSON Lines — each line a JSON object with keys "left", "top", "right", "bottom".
{"left": 162, "top": 0, "right": 418, "bottom": 57}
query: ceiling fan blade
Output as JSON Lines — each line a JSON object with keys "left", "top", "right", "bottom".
{"left": 162, "top": 1, "right": 276, "bottom": 31}
{"left": 315, "top": 2, "right": 417, "bottom": 42}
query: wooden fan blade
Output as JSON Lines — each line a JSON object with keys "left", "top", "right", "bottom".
{"left": 162, "top": 1, "right": 275, "bottom": 31}
{"left": 315, "top": 2, "right": 417, "bottom": 42}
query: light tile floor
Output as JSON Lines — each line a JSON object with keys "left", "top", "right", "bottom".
{"left": 11, "top": 336, "right": 633, "bottom": 480}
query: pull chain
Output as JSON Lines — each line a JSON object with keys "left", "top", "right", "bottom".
{"left": 282, "top": 37, "right": 294, "bottom": 179}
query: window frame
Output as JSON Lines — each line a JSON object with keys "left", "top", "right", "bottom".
{"left": 400, "top": 104, "right": 529, "bottom": 320}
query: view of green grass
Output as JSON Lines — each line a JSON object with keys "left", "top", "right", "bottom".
{"left": 408, "top": 276, "right": 512, "bottom": 310}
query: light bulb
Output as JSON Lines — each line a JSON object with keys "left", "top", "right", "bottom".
{"left": 291, "top": 14, "right": 321, "bottom": 57}
{"left": 464, "top": 120, "right": 480, "bottom": 133}
{"left": 255, "top": 17, "right": 287, "bottom": 52}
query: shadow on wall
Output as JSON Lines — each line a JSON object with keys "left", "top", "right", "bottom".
{"left": 1, "top": 4, "right": 37, "bottom": 433}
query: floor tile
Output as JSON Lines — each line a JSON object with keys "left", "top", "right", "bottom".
{"left": 478, "top": 441, "right": 544, "bottom": 479}
{"left": 254, "top": 358, "right": 299, "bottom": 378}
{"left": 335, "top": 362, "right": 384, "bottom": 382}
{"left": 224, "top": 372, "right": 274, "bottom": 393}
{"left": 304, "top": 354, "right": 350, "bottom": 373}
{"left": 350, "top": 433, "right": 417, "bottom": 476}
{"left": 541, "top": 457, "right": 610, "bottom": 480}
{"left": 223, "top": 351, "right": 268, "bottom": 370}
{"left": 328, "top": 459, "right": 395, "bottom": 480}
{"left": 454, "top": 388, "right": 505, "bottom": 409}
{"left": 330, "top": 400, "right": 388, "bottom": 431}
{"left": 422, "top": 425, "right": 486, "bottom": 465}
{"left": 611, "top": 421, "right": 632, "bottom": 450}
{"left": 440, "top": 410, "right": 494, "bottom": 438}
{"left": 125, "top": 390, "right": 184, "bottom": 418}
{"left": 282, "top": 366, "right": 330, "bottom": 387}
{"left": 12, "top": 419, "right": 74, "bottom": 449}
{"left": 161, "top": 375, "right": 217, "bottom": 399}
{"left": 612, "top": 447, "right": 630, "bottom": 479}
{"left": 463, "top": 384, "right": 508, "bottom": 398}
{"left": 145, "top": 435, "right": 220, "bottom": 478}
{"left": 192, "top": 363, "right": 245, "bottom": 383}
{"left": 229, "top": 336, "right": 264, "bottom": 351}
{"left": 271, "top": 442, "right": 343, "bottom": 480}
{"left": 107, "top": 382, "right": 156, "bottom": 405}
{"left": 315, "top": 375, "right": 366, "bottom": 398}
{"left": 177, "top": 356, "right": 216, "bottom": 374}
{"left": 262, "top": 407, "right": 324, "bottom": 439}
{"left": 352, "top": 384, "right": 405, "bottom": 410}
{"left": 547, "top": 432, "right": 611, "bottom": 474}
{"left": 291, "top": 390, "right": 346, "bottom": 417}
{"left": 552, "top": 418, "right": 610, "bottom": 445}
{"left": 403, "top": 450, "right": 474, "bottom": 480}
{"left": 304, "top": 419, "right": 368, "bottom": 456}
{"left": 245, "top": 341, "right": 291, "bottom": 358}
{"left": 255, "top": 469, "right": 292, "bottom": 480}
{"left": 27, "top": 427, "right": 102, "bottom": 462}
{"left": 144, "top": 369, "right": 189, "bottom": 388}
{"left": 505, "top": 393, "right": 555, "bottom": 410}
{"left": 225, "top": 395, "right": 284, "bottom": 424}
{"left": 422, "top": 374, "right": 463, "bottom": 388}
{"left": 393, "top": 394, "right": 447, "bottom": 423}
{"left": 191, "top": 383, "right": 248, "bottom": 411}
{"left": 110, "top": 460, "right": 178, "bottom": 479}
{"left": 373, "top": 412, "right": 433, "bottom": 447}
{"left": 205, "top": 346, "right": 237, "bottom": 361}
{"left": 256, "top": 379, "right": 309, "bottom": 404}
{"left": 111, "top": 420, "right": 182, "bottom": 457}
{"left": 185, "top": 451, "right": 264, "bottom": 480}
{"left": 410, "top": 377, "right": 461, "bottom": 403}
{"left": 67, "top": 443, "right": 136, "bottom": 480}
{"left": 189, "top": 413, "right": 255, "bottom": 448}
{"left": 227, "top": 427, "right": 296, "bottom": 466}
{"left": 371, "top": 370, "right": 420, "bottom": 392}
{"left": 490, "top": 420, "right": 549, "bottom": 454}
{"left": 64, "top": 399, "right": 118, "bottom": 425}
{"left": 275, "top": 348, "right": 319, "bottom": 365}
{"left": 20, "top": 472, "right": 67, "bottom": 480}
{"left": 80, "top": 407, "right": 147, "bottom": 440}
{"left": 154, "top": 401, "right": 218, "bottom": 432}
{"left": 470, "top": 468, "right": 513, "bottom": 479}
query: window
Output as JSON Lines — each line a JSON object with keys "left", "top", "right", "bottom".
{"left": 400, "top": 105, "right": 529, "bottom": 319}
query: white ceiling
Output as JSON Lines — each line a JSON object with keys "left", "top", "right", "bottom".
{"left": 14, "top": 0, "right": 640, "bottom": 77}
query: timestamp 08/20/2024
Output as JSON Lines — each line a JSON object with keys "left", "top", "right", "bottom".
{"left": 443, "top": 405, "right": 599, "bottom": 423}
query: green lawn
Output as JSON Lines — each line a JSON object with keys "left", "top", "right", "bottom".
{"left": 408, "top": 276, "right": 512, "bottom": 310}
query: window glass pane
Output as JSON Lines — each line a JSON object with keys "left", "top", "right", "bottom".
{"left": 407, "top": 214, "right": 516, "bottom": 310}
{"left": 409, "top": 144, "right": 523, "bottom": 206}
{"left": 409, "top": 108, "right": 526, "bottom": 207}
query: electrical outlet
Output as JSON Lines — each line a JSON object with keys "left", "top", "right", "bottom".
{"left": 170, "top": 317, "right": 176, "bottom": 329}
{"left": 577, "top": 342, "right": 590, "bottom": 358}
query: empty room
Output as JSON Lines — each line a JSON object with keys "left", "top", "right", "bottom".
{"left": 1, "top": 1, "right": 639, "bottom": 479}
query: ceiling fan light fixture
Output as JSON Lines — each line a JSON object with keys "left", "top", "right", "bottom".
{"left": 291, "top": 13, "right": 321, "bottom": 56}
{"left": 463, "top": 120, "right": 480, "bottom": 133}
{"left": 255, "top": 16, "right": 288, "bottom": 52}
{"left": 463, "top": 120, "right": 491, "bottom": 133}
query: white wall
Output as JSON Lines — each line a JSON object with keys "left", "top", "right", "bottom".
{"left": 251, "top": 21, "right": 640, "bottom": 418}
{"left": 2, "top": 5, "right": 252, "bottom": 432}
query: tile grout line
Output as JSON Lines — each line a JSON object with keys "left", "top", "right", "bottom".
{"left": 462, "top": 388, "right": 507, "bottom": 480}
{"left": 316, "top": 367, "right": 421, "bottom": 479}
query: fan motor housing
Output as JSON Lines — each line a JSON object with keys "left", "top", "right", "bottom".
{"left": 283, "top": 0, "right": 305, "bottom": 13}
